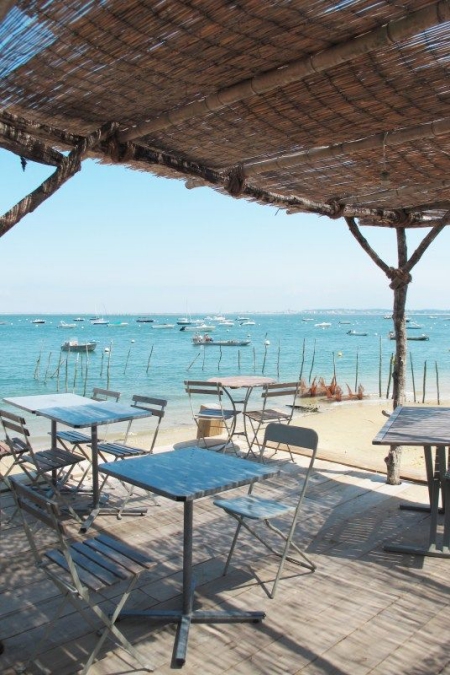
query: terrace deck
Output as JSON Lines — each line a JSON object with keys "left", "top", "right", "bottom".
{"left": 1, "top": 448, "right": 449, "bottom": 675}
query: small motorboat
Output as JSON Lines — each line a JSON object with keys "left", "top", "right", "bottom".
{"left": 180, "top": 324, "right": 215, "bottom": 332}
{"left": 61, "top": 339, "right": 97, "bottom": 352}
{"left": 91, "top": 318, "right": 109, "bottom": 325}
{"left": 315, "top": 322, "right": 331, "bottom": 328}
{"left": 31, "top": 318, "right": 45, "bottom": 324}
{"left": 58, "top": 321, "right": 77, "bottom": 329}
{"left": 239, "top": 319, "right": 255, "bottom": 326}
{"left": 136, "top": 316, "right": 154, "bottom": 323}
{"left": 389, "top": 331, "right": 429, "bottom": 341}
{"left": 347, "top": 330, "right": 368, "bottom": 336}
{"left": 73, "top": 317, "right": 85, "bottom": 322}
{"left": 152, "top": 323, "right": 175, "bottom": 329}
{"left": 192, "top": 334, "right": 250, "bottom": 346}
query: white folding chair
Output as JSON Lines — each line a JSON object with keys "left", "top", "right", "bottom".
{"left": 214, "top": 423, "right": 318, "bottom": 598}
{"left": 55, "top": 387, "right": 121, "bottom": 489}
{"left": 184, "top": 380, "right": 240, "bottom": 453}
{"left": 10, "top": 478, "right": 155, "bottom": 675}
{"left": 244, "top": 381, "right": 301, "bottom": 459}
{"left": 0, "top": 409, "right": 85, "bottom": 522}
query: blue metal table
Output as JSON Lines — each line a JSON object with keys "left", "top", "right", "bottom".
{"left": 99, "top": 447, "right": 280, "bottom": 666}
{"left": 5, "top": 394, "right": 153, "bottom": 532}
{"left": 373, "top": 405, "right": 450, "bottom": 557}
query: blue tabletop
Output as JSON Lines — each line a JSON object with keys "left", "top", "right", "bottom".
{"left": 373, "top": 406, "right": 450, "bottom": 446}
{"left": 4, "top": 393, "right": 89, "bottom": 414}
{"left": 99, "top": 447, "right": 280, "bottom": 501}
{"left": 33, "top": 400, "right": 153, "bottom": 428}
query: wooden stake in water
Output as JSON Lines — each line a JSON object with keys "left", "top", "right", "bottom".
{"left": 435, "top": 361, "right": 440, "bottom": 405}
{"left": 309, "top": 339, "right": 316, "bottom": 383}
{"left": 65, "top": 352, "right": 69, "bottom": 392}
{"left": 218, "top": 346, "right": 223, "bottom": 370}
{"left": 187, "top": 350, "right": 201, "bottom": 371}
{"left": 332, "top": 351, "right": 337, "bottom": 382}
{"left": 262, "top": 343, "right": 268, "bottom": 374}
{"left": 410, "top": 352, "right": 416, "bottom": 403}
{"left": 73, "top": 354, "right": 79, "bottom": 391}
{"left": 202, "top": 346, "right": 206, "bottom": 371}
{"left": 83, "top": 348, "right": 90, "bottom": 396}
{"left": 422, "top": 360, "right": 427, "bottom": 404}
{"left": 44, "top": 352, "right": 52, "bottom": 383}
{"left": 354, "top": 347, "right": 359, "bottom": 392}
{"left": 299, "top": 338, "right": 306, "bottom": 382}
{"left": 146, "top": 345, "right": 154, "bottom": 374}
{"left": 253, "top": 347, "right": 256, "bottom": 372}
{"left": 386, "top": 353, "right": 394, "bottom": 399}
{"left": 276, "top": 342, "right": 281, "bottom": 380}
{"left": 123, "top": 345, "right": 132, "bottom": 374}
{"left": 378, "top": 336, "right": 382, "bottom": 398}
{"left": 33, "top": 347, "right": 43, "bottom": 380}
{"left": 107, "top": 343, "right": 112, "bottom": 388}
{"left": 100, "top": 350, "right": 104, "bottom": 378}
{"left": 238, "top": 349, "right": 241, "bottom": 371}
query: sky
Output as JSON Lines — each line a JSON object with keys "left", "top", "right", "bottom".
{"left": 0, "top": 148, "right": 449, "bottom": 314}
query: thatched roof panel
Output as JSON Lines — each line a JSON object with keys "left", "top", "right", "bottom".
{"left": 0, "top": 0, "right": 449, "bottom": 231}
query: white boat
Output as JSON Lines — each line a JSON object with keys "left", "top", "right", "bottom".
{"left": 177, "top": 317, "right": 192, "bottom": 325}
{"left": 73, "top": 317, "right": 85, "bottom": 322}
{"left": 389, "top": 331, "right": 429, "bottom": 341}
{"left": 192, "top": 334, "right": 250, "bottom": 346}
{"left": 180, "top": 324, "right": 215, "bottom": 332}
{"left": 61, "top": 339, "right": 97, "bottom": 352}
{"left": 31, "top": 318, "right": 45, "bottom": 324}
{"left": 152, "top": 323, "right": 175, "bottom": 329}
{"left": 136, "top": 316, "right": 154, "bottom": 323}
{"left": 347, "top": 330, "right": 368, "bottom": 336}
{"left": 406, "top": 322, "right": 424, "bottom": 329}
{"left": 315, "top": 322, "right": 331, "bottom": 328}
{"left": 91, "top": 318, "right": 109, "bottom": 325}
{"left": 239, "top": 319, "right": 255, "bottom": 326}
{"left": 58, "top": 321, "right": 77, "bottom": 329}
{"left": 108, "top": 321, "right": 129, "bottom": 327}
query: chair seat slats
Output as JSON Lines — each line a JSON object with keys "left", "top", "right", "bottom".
{"left": 196, "top": 408, "right": 238, "bottom": 420}
{"left": 44, "top": 549, "right": 106, "bottom": 592}
{"left": 56, "top": 430, "right": 91, "bottom": 444}
{"left": 214, "top": 495, "right": 294, "bottom": 520}
{"left": 96, "top": 441, "right": 145, "bottom": 458}
{"left": 96, "top": 534, "right": 156, "bottom": 569}
{"left": 245, "top": 408, "right": 290, "bottom": 423}
{"left": 71, "top": 542, "right": 129, "bottom": 580}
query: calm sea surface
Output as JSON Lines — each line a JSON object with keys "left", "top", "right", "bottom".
{"left": 1, "top": 312, "right": 449, "bottom": 438}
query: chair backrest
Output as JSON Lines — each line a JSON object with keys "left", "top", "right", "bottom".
{"left": 128, "top": 394, "right": 168, "bottom": 451}
{"left": 184, "top": 380, "right": 235, "bottom": 404}
{"left": 92, "top": 387, "right": 121, "bottom": 402}
{"left": 0, "top": 408, "right": 33, "bottom": 456}
{"left": 261, "top": 381, "right": 301, "bottom": 420}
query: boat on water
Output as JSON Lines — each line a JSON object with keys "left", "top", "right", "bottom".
{"left": 315, "top": 322, "right": 331, "bottom": 328}
{"left": 339, "top": 321, "right": 351, "bottom": 325}
{"left": 347, "top": 330, "right": 368, "bottom": 336}
{"left": 389, "top": 331, "right": 429, "bottom": 341}
{"left": 73, "top": 317, "right": 85, "bottom": 322}
{"left": 31, "top": 318, "right": 45, "bottom": 324}
{"left": 58, "top": 321, "right": 77, "bottom": 329}
{"left": 180, "top": 324, "right": 215, "bottom": 332}
{"left": 192, "top": 334, "right": 251, "bottom": 346}
{"left": 406, "top": 322, "right": 424, "bottom": 329}
{"left": 61, "top": 339, "right": 97, "bottom": 352}
{"left": 239, "top": 319, "right": 255, "bottom": 326}
{"left": 108, "top": 321, "right": 129, "bottom": 327}
{"left": 152, "top": 323, "right": 175, "bottom": 329}
{"left": 91, "top": 318, "right": 109, "bottom": 325}
{"left": 136, "top": 316, "right": 154, "bottom": 323}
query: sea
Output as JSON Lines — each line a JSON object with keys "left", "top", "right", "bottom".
{"left": 1, "top": 311, "right": 449, "bottom": 440}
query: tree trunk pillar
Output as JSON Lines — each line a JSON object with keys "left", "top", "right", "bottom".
{"left": 385, "top": 228, "right": 410, "bottom": 485}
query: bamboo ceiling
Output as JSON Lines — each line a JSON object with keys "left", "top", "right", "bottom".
{"left": 1, "top": 0, "right": 450, "bottom": 235}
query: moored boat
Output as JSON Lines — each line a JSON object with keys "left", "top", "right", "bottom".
{"left": 192, "top": 334, "right": 250, "bottom": 346}
{"left": 152, "top": 323, "right": 175, "bottom": 329}
{"left": 58, "top": 321, "right": 76, "bottom": 329}
{"left": 347, "top": 330, "right": 368, "bottom": 336}
{"left": 136, "top": 316, "right": 154, "bottom": 323}
{"left": 61, "top": 339, "right": 97, "bottom": 352}
{"left": 31, "top": 318, "right": 45, "bottom": 324}
{"left": 389, "top": 331, "right": 429, "bottom": 341}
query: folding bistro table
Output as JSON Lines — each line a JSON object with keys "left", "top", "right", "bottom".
{"left": 4, "top": 393, "right": 154, "bottom": 532}
{"left": 99, "top": 447, "right": 280, "bottom": 666}
{"left": 373, "top": 405, "right": 450, "bottom": 557}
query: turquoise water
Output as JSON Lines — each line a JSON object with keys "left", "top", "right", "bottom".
{"left": 1, "top": 312, "right": 449, "bottom": 437}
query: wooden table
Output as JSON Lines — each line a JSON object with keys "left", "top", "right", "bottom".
{"left": 99, "top": 447, "right": 280, "bottom": 666}
{"left": 4, "top": 394, "right": 154, "bottom": 532}
{"left": 373, "top": 406, "right": 450, "bottom": 557}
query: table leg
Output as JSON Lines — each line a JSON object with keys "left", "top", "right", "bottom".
{"left": 384, "top": 445, "right": 450, "bottom": 557}
{"left": 118, "top": 498, "right": 265, "bottom": 667}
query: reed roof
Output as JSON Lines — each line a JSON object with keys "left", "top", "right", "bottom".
{"left": 1, "top": 0, "right": 450, "bottom": 232}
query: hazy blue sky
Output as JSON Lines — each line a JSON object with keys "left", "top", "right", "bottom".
{"left": 1, "top": 149, "right": 448, "bottom": 314}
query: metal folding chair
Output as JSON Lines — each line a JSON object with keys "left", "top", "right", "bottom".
{"left": 0, "top": 409, "right": 85, "bottom": 522}
{"left": 0, "top": 438, "right": 28, "bottom": 490}
{"left": 96, "top": 395, "right": 168, "bottom": 513}
{"left": 10, "top": 478, "right": 155, "bottom": 675}
{"left": 55, "top": 387, "right": 121, "bottom": 489}
{"left": 184, "top": 380, "right": 240, "bottom": 453}
{"left": 214, "top": 423, "right": 318, "bottom": 598}
{"left": 244, "top": 381, "right": 301, "bottom": 459}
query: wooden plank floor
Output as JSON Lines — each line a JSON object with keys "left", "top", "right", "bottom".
{"left": 1, "top": 448, "right": 449, "bottom": 675}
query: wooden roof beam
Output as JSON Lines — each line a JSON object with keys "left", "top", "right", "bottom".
{"left": 241, "top": 117, "right": 450, "bottom": 176}
{"left": 0, "top": 120, "right": 64, "bottom": 167}
{"left": 118, "top": 1, "right": 450, "bottom": 143}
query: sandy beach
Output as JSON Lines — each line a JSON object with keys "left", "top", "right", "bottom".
{"left": 139, "top": 397, "right": 431, "bottom": 483}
